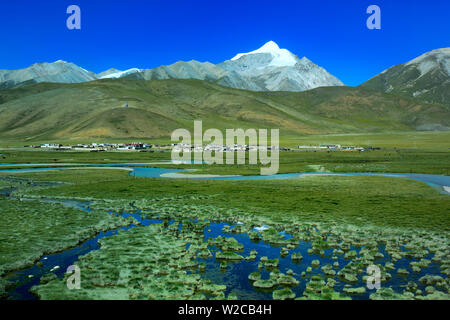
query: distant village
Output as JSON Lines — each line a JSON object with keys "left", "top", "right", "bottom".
{"left": 24, "top": 143, "right": 290, "bottom": 153}
{"left": 24, "top": 142, "right": 160, "bottom": 152}
{"left": 23, "top": 142, "right": 378, "bottom": 152}
{"left": 171, "top": 144, "right": 289, "bottom": 153}
{"left": 297, "top": 144, "right": 375, "bottom": 151}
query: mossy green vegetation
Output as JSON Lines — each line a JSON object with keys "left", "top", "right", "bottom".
{"left": 252, "top": 279, "right": 278, "bottom": 290}
{"left": 291, "top": 253, "right": 303, "bottom": 262}
{"left": 298, "top": 275, "right": 351, "bottom": 300}
{"left": 32, "top": 224, "right": 226, "bottom": 300}
{"left": 6, "top": 190, "right": 450, "bottom": 300}
{"left": 369, "top": 288, "right": 413, "bottom": 300}
{"left": 343, "top": 287, "right": 366, "bottom": 295}
{"left": 273, "top": 288, "right": 296, "bottom": 300}
{"left": 210, "top": 236, "right": 244, "bottom": 252}
{"left": 215, "top": 251, "right": 244, "bottom": 261}
{"left": 248, "top": 272, "right": 261, "bottom": 281}
{"left": 0, "top": 198, "right": 133, "bottom": 275}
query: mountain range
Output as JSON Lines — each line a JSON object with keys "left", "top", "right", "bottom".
{"left": 0, "top": 41, "right": 344, "bottom": 92}
{"left": 1, "top": 42, "right": 448, "bottom": 105}
{"left": 0, "top": 42, "right": 448, "bottom": 140}
{"left": 0, "top": 60, "right": 97, "bottom": 90}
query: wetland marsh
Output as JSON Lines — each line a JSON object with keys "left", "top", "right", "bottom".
{"left": 0, "top": 147, "right": 449, "bottom": 300}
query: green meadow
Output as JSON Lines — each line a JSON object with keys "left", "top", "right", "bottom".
{"left": 5, "top": 167, "right": 450, "bottom": 231}
{"left": 0, "top": 131, "right": 449, "bottom": 300}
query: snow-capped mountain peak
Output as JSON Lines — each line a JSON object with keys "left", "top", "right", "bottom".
{"left": 231, "top": 41, "right": 298, "bottom": 67}
{"left": 248, "top": 40, "right": 282, "bottom": 55}
{"left": 99, "top": 68, "right": 141, "bottom": 79}
{"left": 219, "top": 41, "right": 344, "bottom": 91}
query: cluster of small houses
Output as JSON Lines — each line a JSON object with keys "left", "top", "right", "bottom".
{"left": 26, "top": 142, "right": 154, "bottom": 152}
{"left": 171, "top": 144, "right": 288, "bottom": 153}
{"left": 25, "top": 143, "right": 378, "bottom": 153}
{"left": 297, "top": 144, "right": 380, "bottom": 151}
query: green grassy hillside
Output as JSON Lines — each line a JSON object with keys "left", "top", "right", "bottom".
{"left": 0, "top": 79, "right": 448, "bottom": 141}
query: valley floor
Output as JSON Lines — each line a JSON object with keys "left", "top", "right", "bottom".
{"left": 0, "top": 142, "right": 449, "bottom": 300}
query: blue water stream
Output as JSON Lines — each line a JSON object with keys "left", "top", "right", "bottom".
{"left": 0, "top": 163, "right": 449, "bottom": 194}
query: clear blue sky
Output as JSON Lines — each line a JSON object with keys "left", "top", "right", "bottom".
{"left": 0, "top": 0, "right": 449, "bottom": 86}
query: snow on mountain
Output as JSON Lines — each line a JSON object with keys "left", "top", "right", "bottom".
{"left": 231, "top": 41, "right": 298, "bottom": 67}
{"left": 97, "top": 68, "right": 121, "bottom": 78}
{"left": 99, "top": 68, "right": 141, "bottom": 79}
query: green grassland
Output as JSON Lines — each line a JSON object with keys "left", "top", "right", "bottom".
{"left": 149, "top": 148, "right": 450, "bottom": 176}
{"left": 8, "top": 169, "right": 449, "bottom": 231}
{"left": 0, "top": 149, "right": 171, "bottom": 163}
{"left": 282, "top": 131, "right": 450, "bottom": 149}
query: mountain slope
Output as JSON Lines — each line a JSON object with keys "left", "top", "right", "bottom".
{"left": 362, "top": 48, "right": 450, "bottom": 106}
{"left": 0, "top": 79, "right": 447, "bottom": 141}
{"left": 0, "top": 61, "right": 97, "bottom": 89}
{"left": 127, "top": 60, "right": 226, "bottom": 82}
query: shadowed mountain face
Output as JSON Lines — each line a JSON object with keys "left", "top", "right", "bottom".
{"left": 0, "top": 41, "right": 345, "bottom": 93}
{"left": 0, "top": 78, "right": 448, "bottom": 140}
{"left": 362, "top": 48, "right": 450, "bottom": 107}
